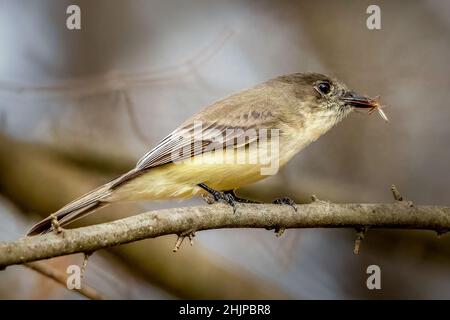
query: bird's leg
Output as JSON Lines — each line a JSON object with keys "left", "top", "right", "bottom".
{"left": 272, "top": 197, "right": 298, "bottom": 212}
{"left": 224, "top": 190, "right": 260, "bottom": 204}
{"left": 198, "top": 183, "right": 239, "bottom": 214}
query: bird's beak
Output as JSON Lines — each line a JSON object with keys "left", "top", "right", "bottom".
{"left": 340, "top": 91, "right": 376, "bottom": 109}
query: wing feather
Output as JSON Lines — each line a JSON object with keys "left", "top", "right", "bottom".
{"left": 134, "top": 121, "right": 261, "bottom": 171}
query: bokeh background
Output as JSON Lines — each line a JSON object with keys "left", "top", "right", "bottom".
{"left": 0, "top": 0, "right": 449, "bottom": 299}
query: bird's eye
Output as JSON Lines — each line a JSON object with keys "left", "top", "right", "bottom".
{"left": 316, "top": 82, "right": 331, "bottom": 95}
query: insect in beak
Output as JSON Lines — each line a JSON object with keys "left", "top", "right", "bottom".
{"left": 340, "top": 92, "right": 389, "bottom": 122}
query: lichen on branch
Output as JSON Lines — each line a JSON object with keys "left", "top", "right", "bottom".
{"left": 0, "top": 202, "right": 449, "bottom": 268}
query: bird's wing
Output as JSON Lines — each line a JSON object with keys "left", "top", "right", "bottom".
{"left": 135, "top": 122, "right": 252, "bottom": 168}
{"left": 111, "top": 114, "right": 279, "bottom": 188}
{"left": 134, "top": 121, "right": 219, "bottom": 169}
{"left": 132, "top": 83, "right": 286, "bottom": 171}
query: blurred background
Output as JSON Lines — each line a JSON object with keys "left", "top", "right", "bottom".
{"left": 0, "top": 0, "right": 449, "bottom": 299}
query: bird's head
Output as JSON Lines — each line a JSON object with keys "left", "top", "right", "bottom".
{"left": 276, "top": 72, "right": 379, "bottom": 124}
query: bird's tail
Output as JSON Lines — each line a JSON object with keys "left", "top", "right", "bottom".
{"left": 26, "top": 182, "right": 114, "bottom": 236}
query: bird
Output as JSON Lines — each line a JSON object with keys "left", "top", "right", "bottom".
{"left": 27, "top": 72, "right": 378, "bottom": 236}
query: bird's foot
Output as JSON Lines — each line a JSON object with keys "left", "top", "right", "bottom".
{"left": 224, "top": 190, "right": 260, "bottom": 204}
{"left": 273, "top": 197, "right": 297, "bottom": 212}
{"left": 198, "top": 184, "right": 246, "bottom": 214}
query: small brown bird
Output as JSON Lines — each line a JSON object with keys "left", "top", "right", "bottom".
{"left": 27, "top": 72, "right": 379, "bottom": 236}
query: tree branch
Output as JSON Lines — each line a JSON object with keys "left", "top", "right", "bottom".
{"left": 24, "top": 262, "right": 106, "bottom": 300}
{"left": 1, "top": 202, "right": 449, "bottom": 268}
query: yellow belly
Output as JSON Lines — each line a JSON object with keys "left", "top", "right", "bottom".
{"left": 109, "top": 148, "right": 274, "bottom": 201}
{"left": 109, "top": 134, "right": 305, "bottom": 202}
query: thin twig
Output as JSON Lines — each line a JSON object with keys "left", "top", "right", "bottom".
{"left": 24, "top": 261, "right": 106, "bottom": 300}
{"left": 172, "top": 235, "right": 185, "bottom": 252}
{"left": 275, "top": 227, "right": 286, "bottom": 237}
{"left": 81, "top": 252, "right": 92, "bottom": 279}
{"left": 391, "top": 184, "right": 403, "bottom": 201}
{"left": 0, "top": 28, "right": 235, "bottom": 98}
{"left": 172, "top": 231, "right": 196, "bottom": 252}
{"left": 50, "top": 213, "right": 63, "bottom": 234}
{"left": 353, "top": 227, "right": 369, "bottom": 255}
{"left": 121, "top": 90, "right": 153, "bottom": 146}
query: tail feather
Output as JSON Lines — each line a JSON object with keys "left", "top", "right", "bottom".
{"left": 26, "top": 184, "right": 113, "bottom": 236}
{"left": 26, "top": 169, "right": 141, "bottom": 236}
{"left": 26, "top": 202, "right": 108, "bottom": 236}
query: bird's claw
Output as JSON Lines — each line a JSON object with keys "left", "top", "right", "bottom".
{"left": 273, "top": 197, "right": 297, "bottom": 212}
{"left": 216, "top": 191, "right": 238, "bottom": 214}
{"left": 198, "top": 183, "right": 239, "bottom": 214}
